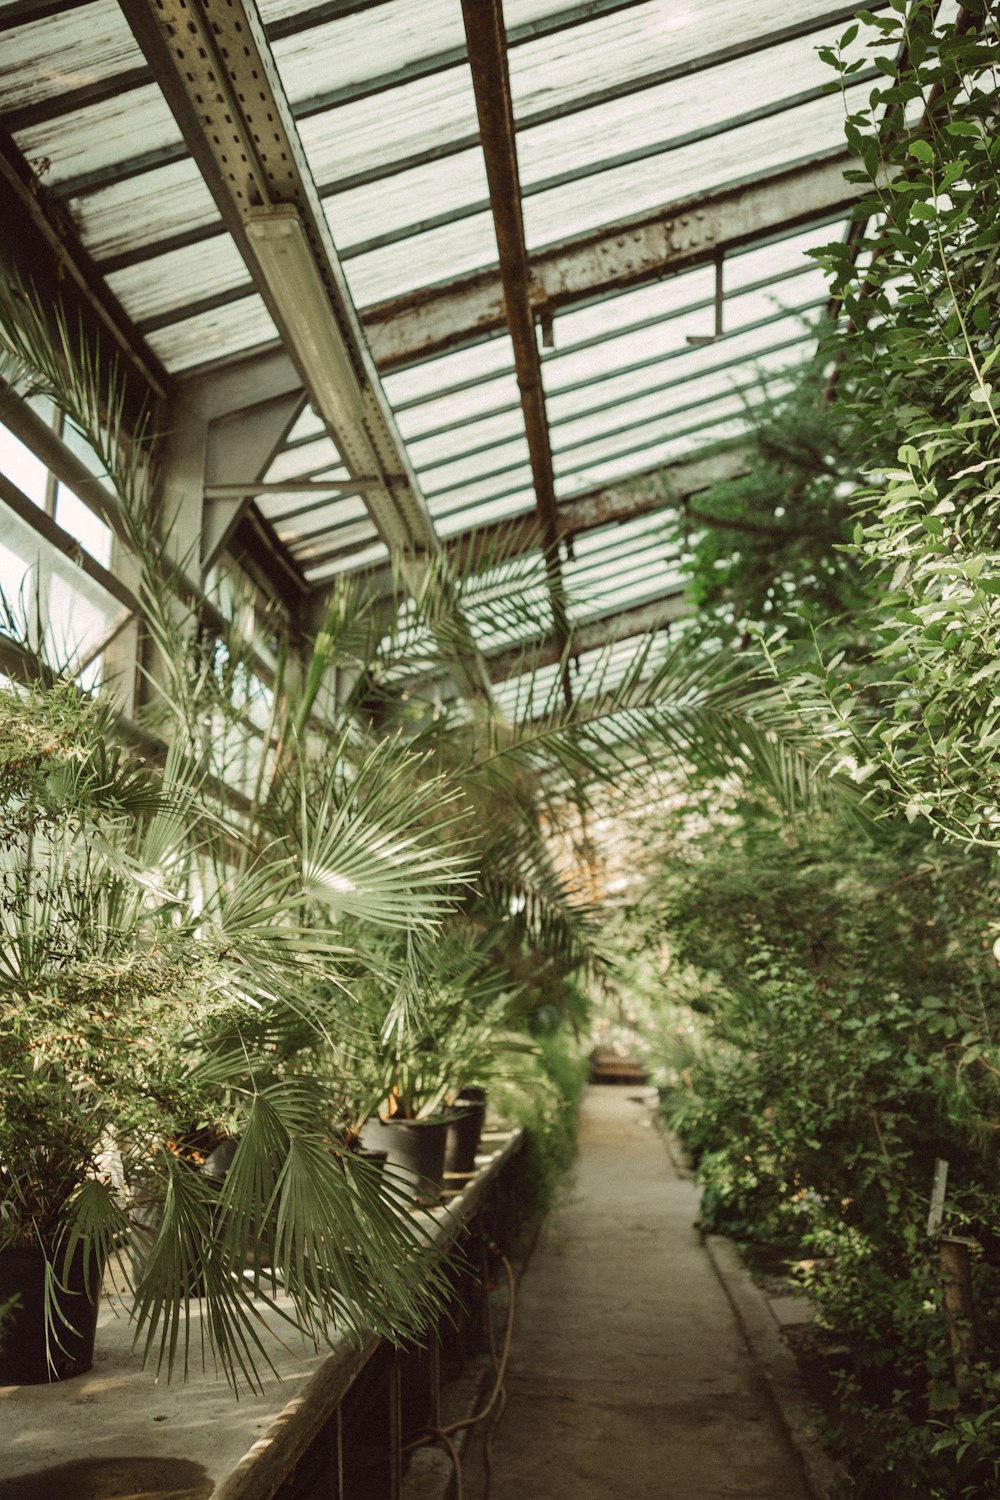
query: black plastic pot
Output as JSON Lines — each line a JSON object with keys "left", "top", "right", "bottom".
{"left": 0, "top": 1241, "right": 102, "bottom": 1385}
{"left": 358, "top": 1117, "right": 449, "bottom": 1205}
{"left": 444, "top": 1091, "right": 487, "bottom": 1178}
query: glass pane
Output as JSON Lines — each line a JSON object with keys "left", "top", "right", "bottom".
{"left": 426, "top": 465, "right": 534, "bottom": 519}
{"left": 0, "top": 421, "right": 48, "bottom": 506}
{"left": 554, "top": 420, "right": 750, "bottom": 495}
{"left": 509, "top": 0, "right": 847, "bottom": 122}
{"left": 340, "top": 210, "right": 498, "bottom": 307}
{"left": 523, "top": 91, "right": 860, "bottom": 250}
{"left": 304, "top": 540, "right": 390, "bottom": 581}
{"left": 287, "top": 515, "right": 380, "bottom": 561}
{"left": 283, "top": 403, "right": 323, "bottom": 447}
{"left": 14, "top": 84, "right": 181, "bottom": 189}
{"left": 0, "top": 498, "right": 122, "bottom": 673}
{"left": 272, "top": 0, "right": 469, "bottom": 100}
{"left": 296, "top": 65, "right": 478, "bottom": 188}
{"left": 322, "top": 149, "right": 487, "bottom": 247}
{"left": 516, "top": 14, "right": 869, "bottom": 191}
{"left": 396, "top": 372, "right": 522, "bottom": 440}
{"left": 545, "top": 308, "right": 822, "bottom": 416}
{"left": 437, "top": 489, "right": 537, "bottom": 536}
{"left": 70, "top": 161, "right": 220, "bottom": 264}
{"left": 106, "top": 236, "right": 252, "bottom": 325}
{"left": 55, "top": 484, "right": 113, "bottom": 568}
{"left": 0, "top": 1, "right": 145, "bottom": 112}
{"left": 552, "top": 264, "right": 717, "bottom": 350}
{"left": 266, "top": 437, "right": 343, "bottom": 483}
{"left": 408, "top": 407, "right": 525, "bottom": 469}
{"left": 727, "top": 220, "right": 850, "bottom": 290}
{"left": 258, "top": 488, "right": 365, "bottom": 528}
{"left": 384, "top": 335, "right": 514, "bottom": 408}
{"left": 420, "top": 436, "right": 530, "bottom": 497}
{"left": 144, "top": 296, "right": 280, "bottom": 373}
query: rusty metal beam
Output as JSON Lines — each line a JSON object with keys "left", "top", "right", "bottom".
{"left": 354, "top": 448, "right": 750, "bottom": 596}
{"left": 485, "top": 591, "right": 691, "bottom": 683}
{"left": 364, "top": 151, "right": 861, "bottom": 371}
{"left": 461, "top": 0, "right": 572, "bottom": 704}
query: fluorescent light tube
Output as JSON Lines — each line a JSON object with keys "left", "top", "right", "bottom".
{"left": 245, "top": 205, "right": 371, "bottom": 444}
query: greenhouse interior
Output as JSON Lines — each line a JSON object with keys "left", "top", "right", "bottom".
{"left": 0, "top": 0, "right": 998, "bottom": 1496}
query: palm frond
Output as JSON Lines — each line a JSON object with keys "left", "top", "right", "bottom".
{"left": 295, "top": 735, "right": 472, "bottom": 929}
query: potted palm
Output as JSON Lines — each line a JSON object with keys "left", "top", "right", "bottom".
{"left": 349, "top": 929, "right": 534, "bottom": 1200}
{"left": 0, "top": 676, "right": 462, "bottom": 1389}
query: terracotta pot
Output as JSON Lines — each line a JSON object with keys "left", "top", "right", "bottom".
{"left": 0, "top": 1241, "right": 102, "bottom": 1384}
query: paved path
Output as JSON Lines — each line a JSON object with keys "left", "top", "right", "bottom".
{"left": 485, "top": 1086, "right": 811, "bottom": 1500}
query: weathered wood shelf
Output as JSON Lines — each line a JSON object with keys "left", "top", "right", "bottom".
{"left": 0, "top": 1130, "right": 523, "bottom": 1500}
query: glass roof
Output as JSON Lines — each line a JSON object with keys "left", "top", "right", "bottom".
{"left": 0, "top": 0, "right": 881, "bottom": 699}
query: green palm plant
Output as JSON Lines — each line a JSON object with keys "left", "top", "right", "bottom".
{"left": 338, "top": 927, "right": 536, "bottom": 1126}
{"left": 0, "top": 269, "right": 862, "bottom": 1398}
{"left": 0, "top": 676, "right": 458, "bottom": 1391}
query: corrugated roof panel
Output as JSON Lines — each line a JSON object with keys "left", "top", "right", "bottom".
{"left": 523, "top": 91, "right": 861, "bottom": 250}
{"left": 296, "top": 65, "right": 478, "bottom": 186}
{"left": 14, "top": 84, "right": 181, "bottom": 187}
{"left": 340, "top": 209, "right": 499, "bottom": 306}
{"left": 395, "top": 371, "right": 522, "bottom": 440}
{"left": 0, "top": 0, "right": 144, "bottom": 111}
{"left": 144, "top": 296, "right": 280, "bottom": 373}
{"left": 384, "top": 336, "right": 515, "bottom": 407}
{"left": 323, "top": 147, "right": 487, "bottom": 255}
{"left": 67, "top": 161, "right": 221, "bottom": 263}
{"left": 408, "top": 407, "right": 526, "bottom": 470}
{"left": 265, "top": 438, "right": 345, "bottom": 484}
{"left": 420, "top": 436, "right": 531, "bottom": 498}
{"left": 105, "top": 237, "right": 252, "bottom": 325}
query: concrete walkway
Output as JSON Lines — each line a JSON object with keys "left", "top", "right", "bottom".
{"left": 485, "top": 1086, "right": 812, "bottom": 1500}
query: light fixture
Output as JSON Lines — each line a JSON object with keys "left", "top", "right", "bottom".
{"left": 244, "top": 206, "right": 373, "bottom": 453}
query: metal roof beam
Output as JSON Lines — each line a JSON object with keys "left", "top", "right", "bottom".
{"left": 461, "top": 0, "right": 572, "bottom": 705}
{"left": 365, "top": 151, "right": 862, "bottom": 370}
{"left": 359, "top": 447, "right": 751, "bottom": 596}
{"left": 119, "top": 0, "right": 494, "bottom": 705}
{"left": 486, "top": 591, "right": 691, "bottom": 684}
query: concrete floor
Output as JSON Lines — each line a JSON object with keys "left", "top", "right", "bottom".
{"left": 484, "top": 1086, "right": 812, "bottom": 1500}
